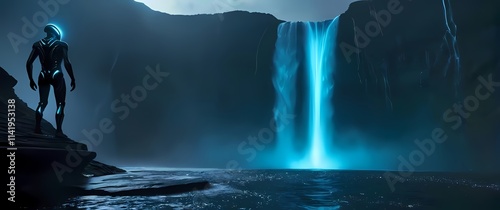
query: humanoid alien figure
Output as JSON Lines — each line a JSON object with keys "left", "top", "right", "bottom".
{"left": 26, "top": 24, "right": 76, "bottom": 137}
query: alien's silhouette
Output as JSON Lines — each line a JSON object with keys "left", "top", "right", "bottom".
{"left": 26, "top": 24, "right": 76, "bottom": 137}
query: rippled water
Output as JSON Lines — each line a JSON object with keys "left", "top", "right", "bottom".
{"left": 58, "top": 168, "right": 500, "bottom": 209}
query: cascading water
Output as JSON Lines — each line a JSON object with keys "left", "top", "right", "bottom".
{"left": 272, "top": 22, "right": 299, "bottom": 160}
{"left": 269, "top": 1, "right": 462, "bottom": 170}
{"left": 272, "top": 17, "right": 340, "bottom": 169}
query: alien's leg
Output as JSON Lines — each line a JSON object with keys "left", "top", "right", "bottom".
{"left": 35, "top": 74, "right": 50, "bottom": 134}
{"left": 53, "top": 71, "right": 66, "bottom": 135}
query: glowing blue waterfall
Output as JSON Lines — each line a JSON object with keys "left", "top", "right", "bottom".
{"left": 272, "top": 22, "right": 299, "bottom": 159}
{"left": 273, "top": 17, "right": 340, "bottom": 169}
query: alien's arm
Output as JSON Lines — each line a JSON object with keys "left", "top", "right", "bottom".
{"left": 62, "top": 45, "right": 75, "bottom": 81}
{"left": 26, "top": 46, "right": 38, "bottom": 81}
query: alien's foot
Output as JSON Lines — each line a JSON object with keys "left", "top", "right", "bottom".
{"left": 55, "top": 130, "right": 67, "bottom": 138}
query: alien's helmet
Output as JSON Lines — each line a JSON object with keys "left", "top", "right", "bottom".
{"left": 44, "top": 24, "right": 62, "bottom": 40}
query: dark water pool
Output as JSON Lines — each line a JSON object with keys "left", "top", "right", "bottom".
{"left": 57, "top": 168, "right": 500, "bottom": 209}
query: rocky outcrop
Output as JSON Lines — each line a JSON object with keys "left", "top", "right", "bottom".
{"left": 0, "top": 66, "right": 125, "bottom": 206}
{"left": 0, "top": 66, "right": 124, "bottom": 174}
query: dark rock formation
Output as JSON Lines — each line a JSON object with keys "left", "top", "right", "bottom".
{"left": 0, "top": 66, "right": 125, "bottom": 207}
{"left": 334, "top": 0, "right": 500, "bottom": 171}
{"left": 0, "top": 66, "right": 124, "bottom": 174}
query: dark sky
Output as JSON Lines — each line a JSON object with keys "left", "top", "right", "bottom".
{"left": 134, "top": 0, "right": 358, "bottom": 21}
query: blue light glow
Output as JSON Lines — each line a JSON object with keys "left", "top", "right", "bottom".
{"left": 47, "top": 23, "right": 63, "bottom": 39}
{"left": 273, "top": 17, "right": 340, "bottom": 169}
{"left": 272, "top": 22, "right": 299, "bottom": 164}
{"left": 296, "top": 17, "right": 339, "bottom": 169}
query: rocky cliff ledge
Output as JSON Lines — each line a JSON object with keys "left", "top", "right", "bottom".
{"left": 0, "top": 66, "right": 125, "bottom": 206}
